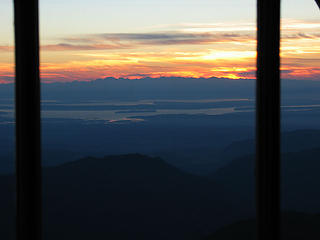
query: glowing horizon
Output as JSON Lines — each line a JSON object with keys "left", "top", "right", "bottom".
{"left": 0, "top": 0, "right": 319, "bottom": 83}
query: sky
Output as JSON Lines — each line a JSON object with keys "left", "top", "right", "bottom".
{"left": 0, "top": 0, "right": 319, "bottom": 83}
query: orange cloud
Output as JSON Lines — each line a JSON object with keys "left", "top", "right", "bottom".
{"left": 0, "top": 19, "right": 319, "bottom": 82}
{"left": 0, "top": 63, "right": 14, "bottom": 83}
{"left": 0, "top": 46, "right": 14, "bottom": 52}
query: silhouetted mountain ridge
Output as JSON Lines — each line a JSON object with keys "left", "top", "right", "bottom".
{"left": 210, "top": 147, "right": 320, "bottom": 213}
{"left": 2, "top": 77, "right": 320, "bottom": 103}
{"left": 212, "top": 129, "right": 320, "bottom": 170}
{"left": 0, "top": 153, "right": 242, "bottom": 240}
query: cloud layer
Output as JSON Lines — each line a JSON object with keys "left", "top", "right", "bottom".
{"left": 0, "top": 19, "right": 319, "bottom": 82}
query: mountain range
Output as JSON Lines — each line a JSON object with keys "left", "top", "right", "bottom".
{"left": 0, "top": 154, "right": 243, "bottom": 240}
{"left": 1, "top": 129, "right": 320, "bottom": 239}
{"left": 210, "top": 147, "right": 320, "bottom": 213}
{"left": 1, "top": 77, "right": 320, "bottom": 103}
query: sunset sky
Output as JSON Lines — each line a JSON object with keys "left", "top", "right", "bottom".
{"left": 0, "top": 0, "right": 319, "bottom": 83}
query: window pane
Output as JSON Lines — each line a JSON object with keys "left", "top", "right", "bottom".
{"left": 281, "top": 0, "right": 320, "bottom": 239}
{"left": 0, "top": 0, "right": 15, "bottom": 239}
{"left": 40, "top": 1, "right": 257, "bottom": 239}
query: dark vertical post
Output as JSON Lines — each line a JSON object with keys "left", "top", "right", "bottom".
{"left": 14, "top": 0, "right": 41, "bottom": 240}
{"left": 315, "top": 0, "right": 320, "bottom": 10}
{"left": 256, "top": 1, "right": 281, "bottom": 240}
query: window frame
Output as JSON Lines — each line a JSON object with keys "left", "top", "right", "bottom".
{"left": 12, "top": 0, "right": 288, "bottom": 240}
{"left": 14, "top": 0, "right": 41, "bottom": 239}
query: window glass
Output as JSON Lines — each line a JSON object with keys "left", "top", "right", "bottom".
{"left": 0, "top": 0, "right": 15, "bottom": 239}
{"left": 40, "top": 1, "right": 256, "bottom": 239}
{"left": 281, "top": 0, "right": 320, "bottom": 238}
